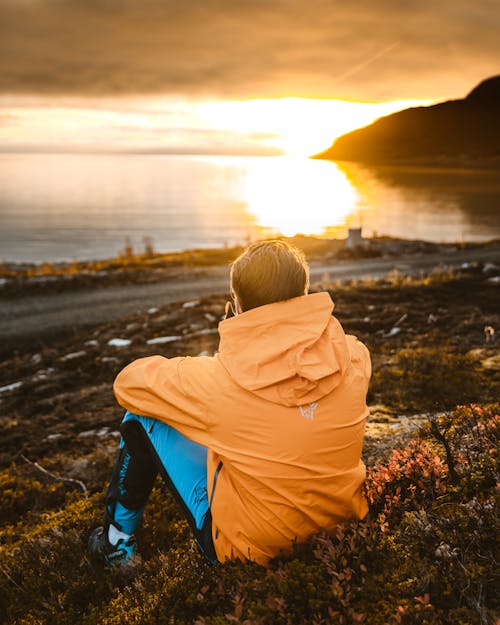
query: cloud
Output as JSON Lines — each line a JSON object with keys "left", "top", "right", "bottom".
{"left": 0, "top": 0, "right": 498, "bottom": 101}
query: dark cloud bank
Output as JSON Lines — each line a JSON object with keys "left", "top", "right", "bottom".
{"left": 0, "top": 0, "right": 498, "bottom": 100}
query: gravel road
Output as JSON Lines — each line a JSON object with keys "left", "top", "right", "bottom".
{"left": 2, "top": 246, "right": 499, "bottom": 354}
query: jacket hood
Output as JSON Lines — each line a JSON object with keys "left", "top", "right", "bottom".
{"left": 218, "top": 292, "right": 350, "bottom": 407}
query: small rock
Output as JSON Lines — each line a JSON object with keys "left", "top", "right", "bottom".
{"left": 183, "top": 300, "right": 199, "bottom": 308}
{"left": 108, "top": 338, "right": 132, "bottom": 347}
{"left": 147, "top": 307, "right": 159, "bottom": 315}
{"left": 204, "top": 313, "right": 217, "bottom": 323}
{"left": 384, "top": 327, "right": 401, "bottom": 338}
{"left": 146, "top": 335, "right": 182, "bottom": 345}
{"left": 32, "top": 368, "right": 55, "bottom": 382}
{"left": 46, "top": 433, "right": 63, "bottom": 441}
{"left": 190, "top": 328, "right": 218, "bottom": 337}
{"left": 482, "top": 263, "right": 500, "bottom": 275}
{"left": 77, "top": 429, "right": 97, "bottom": 438}
{"left": 0, "top": 381, "right": 22, "bottom": 393}
{"left": 85, "top": 339, "right": 99, "bottom": 347}
{"left": 77, "top": 427, "right": 111, "bottom": 439}
{"left": 61, "top": 350, "right": 86, "bottom": 361}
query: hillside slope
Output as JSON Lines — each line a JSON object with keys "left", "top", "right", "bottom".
{"left": 1, "top": 269, "right": 499, "bottom": 624}
{"left": 314, "top": 76, "right": 500, "bottom": 166}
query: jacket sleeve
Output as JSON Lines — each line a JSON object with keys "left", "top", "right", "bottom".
{"left": 113, "top": 355, "right": 216, "bottom": 447}
{"left": 346, "top": 334, "right": 372, "bottom": 382}
{"left": 357, "top": 338, "right": 372, "bottom": 381}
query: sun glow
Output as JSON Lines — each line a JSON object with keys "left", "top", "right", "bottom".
{"left": 198, "top": 97, "right": 432, "bottom": 156}
{"left": 236, "top": 156, "right": 360, "bottom": 238}
{"left": 0, "top": 96, "right": 432, "bottom": 157}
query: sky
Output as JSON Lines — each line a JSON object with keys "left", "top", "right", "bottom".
{"left": 0, "top": 0, "right": 498, "bottom": 155}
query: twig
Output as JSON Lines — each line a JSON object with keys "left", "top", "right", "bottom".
{"left": 20, "top": 454, "right": 88, "bottom": 497}
{"left": 393, "top": 313, "right": 408, "bottom": 328}
{"left": 427, "top": 421, "right": 460, "bottom": 484}
{"left": 0, "top": 563, "right": 24, "bottom": 591}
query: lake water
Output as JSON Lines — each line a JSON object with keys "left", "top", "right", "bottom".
{"left": 0, "top": 153, "right": 499, "bottom": 263}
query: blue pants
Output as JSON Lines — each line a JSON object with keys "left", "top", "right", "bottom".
{"left": 105, "top": 411, "right": 215, "bottom": 561}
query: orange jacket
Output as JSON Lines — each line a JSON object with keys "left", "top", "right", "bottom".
{"left": 114, "top": 292, "right": 371, "bottom": 564}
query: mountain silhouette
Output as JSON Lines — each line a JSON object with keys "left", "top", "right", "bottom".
{"left": 314, "top": 76, "right": 500, "bottom": 166}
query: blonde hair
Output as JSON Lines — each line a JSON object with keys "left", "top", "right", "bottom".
{"left": 230, "top": 240, "right": 309, "bottom": 312}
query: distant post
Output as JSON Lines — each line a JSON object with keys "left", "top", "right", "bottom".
{"left": 346, "top": 227, "right": 363, "bottom": 250}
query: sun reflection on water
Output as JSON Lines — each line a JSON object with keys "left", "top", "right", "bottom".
{"left": 240, "top": 156, "right": 361, "bottom": 238}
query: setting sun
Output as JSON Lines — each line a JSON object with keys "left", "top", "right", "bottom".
{"left": 198, "top": 97, "right": 432, "bottom": 156}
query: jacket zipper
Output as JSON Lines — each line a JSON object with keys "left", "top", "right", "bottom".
{"left": 209, "top": 461, "right": 223, "bottom": 540}
{"left": 209, "top": 461, "right": 223, "bottom": 508}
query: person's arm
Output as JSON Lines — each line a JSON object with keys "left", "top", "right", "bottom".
{"left": 346, "top": 334, "right": 372, "bottom": 381}
{"left": 113, "top": 355, "right": 216, "bottom": 446}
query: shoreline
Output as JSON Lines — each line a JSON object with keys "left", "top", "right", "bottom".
{"left": 3, "top": 234, "right": 500, "bottom": 270}
{"left": 312, "top": 155, "right": 500, "bottom": 171}
{"left": 2, "top": 234, "right": 499, "bottom": 289}
{"left": 1, "top": 241, "right": 500, "bottom": 359}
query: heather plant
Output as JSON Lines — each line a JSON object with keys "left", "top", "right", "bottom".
{"left": 1, "top": 403, "right": 497, "bottom": 624}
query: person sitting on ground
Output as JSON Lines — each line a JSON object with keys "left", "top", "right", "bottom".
{"left": 89, "top": 240, "right": 371, "bottom": 566}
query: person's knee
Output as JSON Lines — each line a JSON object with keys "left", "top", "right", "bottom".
{"left": 120, "top": 419, "right": 154, "bottom": 463}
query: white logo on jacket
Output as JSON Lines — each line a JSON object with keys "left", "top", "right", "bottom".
{"left": 299, "top": 402, "right": 318, "bottom": 420}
